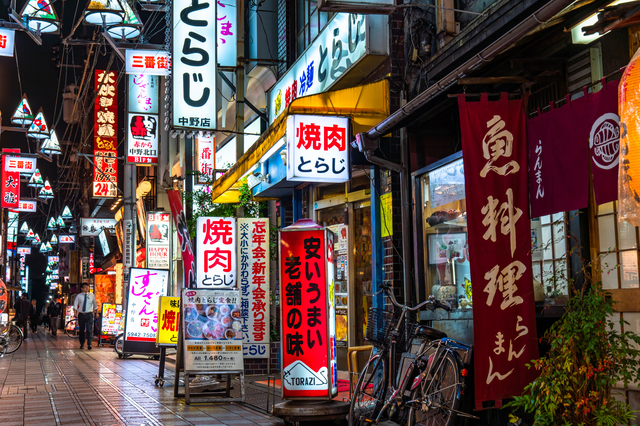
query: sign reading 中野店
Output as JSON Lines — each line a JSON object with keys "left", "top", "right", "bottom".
{"left": 100, "top": 303, "right": 123, "bottom": 336}
{"left": 81, "top": 218, "right": 117, "bottom": 237}
{"left": 124, "top": 268, "right": 169, "bottom": 354}
{"left": 286, "top": 115, "right": 350, "bottom": 183}
{"left": 94, "top": 70, "right": 118, "bottom": 198}
{"left": 238, "top": 218, "right": 270, "bottom": 358}
{"left": 217, "top": 0, "right": 237, "bottom": 67}
{"left": 157, "top": 296, "right": 180, "bottom": 346}
{"left": 196, "top": 134, "right": 215, "bottom": 184}
{"left": 172, "top": 0, "right": 217, "bottom": 131}
{"left": 125, "top": 49, "right": 170, "bottom": 76}
{"left": 127, "top": 113, "right": 159, "bottom": 164}
{"left": 279, "top": 219, "right": 337, "bottom": 399}
{"left": 146, "top": 212, "right": 171, "bottom": 270}
{"left": 128, "top": 74, "right": 159, "bottom": 114}
{"left": 2, "top": 149, "right": 20, "bottom": 209}
{"left": 0, "top": 28, "right": 15, "bottom": 57}
{"left": 197, "top": 217, "right": 236, "bottom": 289}
{"left": 4, "top": 156, "right": 37, "bottom": 174}
{"left": 182, "top": 289, "right": 244, "bottom": 371}
{"left": 13, "top": 200, "right": 36, "bottom": 212}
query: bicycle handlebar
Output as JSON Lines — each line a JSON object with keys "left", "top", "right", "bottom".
{"left": 374, "top": 282, "right": 451, "bottom": 312}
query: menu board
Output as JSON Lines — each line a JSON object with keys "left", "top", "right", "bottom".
{"left": 182, "top": 289, "right": 244, "bottom": 371}
{"left": 65, "top": 305, "right": 75, "bottom": 330}
{"left": 100, "top": 303, "right": 123, "bottom": 336}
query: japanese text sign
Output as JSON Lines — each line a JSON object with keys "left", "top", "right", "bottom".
{"left": 60, "top": 235, "right": 75, "bottom": 244}
{"left": 0, "top": 28, "right": 15, "bottom": 57}
{"left": 81, "top": 218, "right": 117, "bottom": 237}
{"left": 172, "top": 0, "right": 217, "bottom": 131}
{"left": 12, "top": 200, "right": 36, "bottom": 212}
{"left": 4, "top": 156, "right": 36, "bottom": 174}
{"left": 127, "top": 113, "right": 159, "bottom": 164}
{"left": 196, "top": 134, "right": 215, "bottom": 184}
{"left": 167, "top": 190, "right": 197, "bottom": 288}
{"left": 196, "top": 217, "right": 236, "bottom": 289}
{"left": 286, "top": 115, "right": 350, "bottom": 183}
{"left": 128, "top": 74, "right": 159, "bottom": 114}
{"left": 458, "top": 94, "right": 539, "bottom": 409}
{"left": 125, "top": 49, "right": 170, "bottom": 76}
{"left": 146, "top": 212, "right": 171, "bottom": 270}
{"left": 157, "top": 296, "right": 180, "bottom": 346}
{"left": 279, "top": 219, "right": 337, "bottom": 399}
{"left": 100, "top": 303, "right": 123, "bottom": 336}
{"left": 124, "top": 268, "right": 169, "bottom": 342}
{"left": 182, "top": 289, "right": 244, "bottom": 371}
{"left": 93, "top": 70, "right": 118, "bottom": 198}
{"left": 217, "top": 0, "right": 237, "bottom": 67}
{"left": 2, "top": 149, "right": 20, "bottom": 209}
{"left": 17, "top": 247, "right": 30, "bottom": 255}
{"left": 238, "top": 218, "right": 270, "bottom": 358}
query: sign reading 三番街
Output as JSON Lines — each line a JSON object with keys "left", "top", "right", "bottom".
{"left": 4, "top": 156, "right": 37, "bottom": 174}
{"left": 93, "top": 70, "right": 118, "bottom": 198}
{"left": 196, "top": 134, "right": 215, "bottom": 184}
{"left": 17, "top": 247, "right": 30, "bottom": 255}
{"left": 237, "top": 218, "right": 270, "bottom": 358}
{"left": 172, "top": 0, "right": 217, "bottom": 131}
{"left": 0, "top": 28, "right": 15, "bottom": 57}
{"left": 125, "top": 49, "right": 170, "bottom": 76}
{"left": 128, "top": 74, "right": 159, "bottom": 114}
{"left": 196, "top": 217, "right": 236, "bottom": 289}
{"left": 81, "top": 218, "right": 117, "bottom": 237}
{"left": 124, "top": 268, "right": 169, "bottom": 342}
{"left": 60, "top": 235, "right": 75, "bottom": 244}
{"left": 157, "top": 296, "right": 181, "bottom": 346}
{"left": 127, "top": 113, "right": 159, "bottom": 165}
{"left": 146, "top": 212, "right": 171, "bottom": 270}
{"left": 13, "top": 200, "right": 36, "bottom": 212}
{"left": 286, "top": 115, "right": 350, "bottom": 183}
{"left": 182, "top": 289, "right": 244, "bottom": 371}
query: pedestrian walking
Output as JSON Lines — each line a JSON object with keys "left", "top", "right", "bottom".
{"left": 73, "top": 283, "right": 97, "bottom": 350}
{"left": 41, "top": 302, "right": 50, "bottom": 332}
{"left": 48, "top": 300, "right": 61, "bottom": 336}
{"left": 29, "top": 299, "right": 38, "bottom": 333}
{"left": 14, "top": 294, "right": 31, "bottom": 339}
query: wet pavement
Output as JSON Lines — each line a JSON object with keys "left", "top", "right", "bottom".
{"left": 0, "top": 329, "right": 284, "bottom": 426}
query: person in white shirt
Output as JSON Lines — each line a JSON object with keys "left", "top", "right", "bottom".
{"left": 73, "top": 283, "right": 98, "bottom": 350}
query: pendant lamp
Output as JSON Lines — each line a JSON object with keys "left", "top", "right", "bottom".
{"left": 20, "top": 0, "right": 60, "bottom": 34}
{"left": 84, "top": 0, "right": 125, "bottom": 26}
{"left": 26, "top": 228, "right": 35, "bottom": 240}
{"left": 27, "top": 109, "right": 49, "bottom": 139}
{"left": 46, "top": 242, "right": 53, "bottom": 252}
{"left": 106, "top": 0, "right": 141, "bottom": 39}
{"left": 11, "top": 94, "right": 34, "bottom": 125}
{"left": 62, "top": 205, "right": 72, "bottom": 219}
{"left": 33, "top": 233, "right": 41, "bottom": 245}
{"left": 19, "top": 222, "right": 29, "bottom": 234}
{"left": 40, "top": 242, "right": 47, "bottom": 252}
{"left": 57, "top": 216, "right": 65, "bottom": 227}
{"left": 40, "top": 130, "right": 61, "bottom": 155}
{"left": 51, "top": 234, "right": 58, "bottom": 245}
{"left": 39, "top": 179, "right": 54, "bottom": 199}
{"left": 47, "top": 217, "right": 56, "bottom": 230}
{"left": 28, "top": 169, "right": 44, "bottom": 187}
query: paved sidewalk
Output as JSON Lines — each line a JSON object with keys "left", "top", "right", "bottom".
{"left": 0, "top": 329, "right": 283, "bottom": 426}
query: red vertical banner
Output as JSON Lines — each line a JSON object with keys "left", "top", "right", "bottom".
{"left": 458, "top": 94, "right": 539, "bottom": 409}
{"left": 94, "top": 69, "right": 118, "bottom": 198}
{"left": 1, "top": 148, "right": 20, "bottom": 209}
{"left": 167, "top": 190, "right": 197, "bottom": 288}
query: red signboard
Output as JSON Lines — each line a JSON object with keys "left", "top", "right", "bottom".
{"left": 458, "top": 94, "right": 539, "bottom": 409}
{"left": 1, "top": 148, "right": 20, "bottom": 209}
{"left": 94, "top": 70, "right": 118, "bottom": 198}
{"left": 279, "top": 219, "right": 337, "bottom": 399}
{"left": 167, "top": 190, "right": 197, "bottom": 288}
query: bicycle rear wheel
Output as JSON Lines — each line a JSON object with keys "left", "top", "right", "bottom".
{"left": 348, "top": 353, "right": 388, "bottom": 426}
{"left": 4, "top": 324, "right": 23, "bottom": 354}
{"left": 65, "top": 319, "right": 79, "bottom": 338}
{"left": 407, "top": 351, "right": 461, "bottom": 426}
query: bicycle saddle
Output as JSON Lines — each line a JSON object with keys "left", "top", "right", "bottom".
{"left": 415, "top": 325, "right": 447, "bottom": 340}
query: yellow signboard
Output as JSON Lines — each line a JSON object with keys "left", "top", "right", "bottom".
{"left": 156, "top": 296, "right": 180, "bottom": 347}
{"left": 380, "top": 193, "right": 393, "bottom": 238}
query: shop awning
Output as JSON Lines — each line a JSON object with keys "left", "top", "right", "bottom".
{"left": 209, "top": 79, "right": 390, "bottom": 202}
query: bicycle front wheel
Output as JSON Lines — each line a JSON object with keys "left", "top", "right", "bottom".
{"left": 65, "top": 319, "right": 79, "bottom": 338}
{"left": 407, "top": 351, "right": 461, "bottom": 426}
{"left": 4, "top": 324, "right": 23, "bottom": 354}
{"left": 348, "top": 353, "right": 388, "bottom": 426}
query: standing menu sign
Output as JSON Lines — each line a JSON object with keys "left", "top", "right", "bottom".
{"left": 100, "top": 303, "right": 123, "bottom": 336}
{"left": 279, "top": 219, "right": 337, "bottom": 399}
{"left": 146, "top": 212, "right": 171, "bottom": 269}
{"left": 238, "top": 218, "right": 270, "bottom": 358}
{"left": 124, "top": 268, "right": 169, "bottom": 354}
{"left": 157, "top": 296, "right": 180, "bottom": 346}
{"left": 182, "top": 289, "right": 243, "bottom": 371}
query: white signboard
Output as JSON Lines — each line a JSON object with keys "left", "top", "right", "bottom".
{"left": 196, "top": 217, "right": 236, "bottom": 289}
{"left": 13, "top": 200, "right": 36, "bottom": 212}
{"left": 286, "top": 115, "right": 350, "bottom": 183}
{"left": 128, "top": 74, "right": 159, "bottom": 114}
{"left": 146, "top": 212, "right": 171, "bottom": 270}
{"left": 172, "top": 0, "right": 217, "bottom": 131}
{"left": 217, "top": 0, "right": 237, "bottom": 67}
{"left": 17, "top": 247, "right": 30, "bottom": 255}
{"left": 125, "top": 268, "right": 169, "bottom": 342}
{"left": 126, "top": 113, "right": 159, "bottom": 165}
{"left": 0, "top": 28, "right": 15, "bottom": 57}
{"left": 60, "top": 235, "right": 75, "bottom": 244}
{"left": 196, "top": 134, "right": 215, "bottom": 183}
{"left": 81, "top": 218, "right": 117, "bottom": 236}
{"left": 48, "top": 256, "right": 59, "bottom": 263}
{"left": 125, "top": 49, "right": 170, "bottom": 75}
{"left": 428, "top": 158, "right": 466, "bottom": 209}
{"left": 4, "top": 156, "right": 37, "bottom": 174}
{"left": 238, "top": 218, "right": 270, "bottom": 358}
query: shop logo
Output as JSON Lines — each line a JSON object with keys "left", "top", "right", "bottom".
{"left": 282, "top": 360, "right": 328, "bottom": 390}
{"left": 590, "top": 113, "right": 620, "bottom": 170}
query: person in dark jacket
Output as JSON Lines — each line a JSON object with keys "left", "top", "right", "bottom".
{"left": 14, "top": 294, "right": 31, "bottom": 339}
{"left": 47, "top": 300, "right": 61, "bottom": 336}
{"left": 29, "top": 299, "right": 38, "bottom": 333}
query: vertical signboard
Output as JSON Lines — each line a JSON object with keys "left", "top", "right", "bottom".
{"left": 146, "top": 212, "right": 171, "bottom": 269}
{"left": 127, "top": 113, "right": 159, "bottom": 164}
{"left": 279, "top": 219, "right": 337, "bottom": 399}
{"left": 217, "top": 0, "right": 237, "bottom": 67}
{"left": 1, "top": 148, "right": 20, "bottom": 209}
{"left": 128, "top": 74, "right": 159, "bottom": 113}
{"left": 94, "top": 70, "right": 118, "bottom": 198}
{"left": 196, "top": 217, "right": 236, "bottom": 289}
{"left": 0, "top": 28, "right": 15, "bottom": 57}
{"left": 167, "top": 190, "right": 197, "bottom": 288}
{"left": 157, "top": 296, "right": 181, "bottom": 346}
{"left": 238, "top": 218, "right": 270, "bottom": 358}
{"left": 182, "top": 289, "right": 243, "bottom": 371}
{"left": 172, "top": 0, "right": 217, "bottom": 131}
{"left": 196, "top": 134, "right": 215, "bottom": 184}
{"left": 123, "top": 268, "right": 169, "bottom": 354}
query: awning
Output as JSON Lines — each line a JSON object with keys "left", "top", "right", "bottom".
{"left": 209, "top": 79, "right": 390, "bottom": 202}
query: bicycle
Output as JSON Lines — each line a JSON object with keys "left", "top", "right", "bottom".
{"left": 0, "top": 321, "right": 24, "bottom": 356}
{"left": 65, "top": 318, "right": 79, "bottom": 338}
{"left": 349, "top": 282, "right": 477, "bottom": 426}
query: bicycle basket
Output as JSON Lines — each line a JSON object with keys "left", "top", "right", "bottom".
{"left": 365, "top": 308, "right": 395, "bottom": 347}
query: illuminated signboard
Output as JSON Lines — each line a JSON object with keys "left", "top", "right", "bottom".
{"left": 126, "top": 113, "right": 159, "bottom": 164}
{"left": 125, "top": 49, "right": 170, "bottom": 76}
{"left": 81, "top": 218, "right": 117, "bottom": 237}
{"left": 128, "top": 74, "right": 159, "bottom": 114}
{"left": 100, "top": 303, "right": 123, "bottom": 336}
{"left": 157, "top": 296, "right": 180, "bottom": 346}
{"left": 60, "top": 235, "right": 76, "bottom": 243}
{"left": 48, "top": 255, "right": 59, "bottom": 263}
{"left": 279, "top": 219, "right": 337, "bottom": 399}
{"left": 17, "top": 247, "right": 31, "bottom": 255}
{"left": 196, "top": 134, "right": 215, "bottom": 184}
{"left": 93, "top": 70, "right": 118, "bottom": 198}
{"left": 7, "top": 211, "right": 17, "bottom": 250}
{"left": 286, "top": 115, "right": 350, "bottom": 183}
{"left": 0, "top": 28, "right": 15, "bottom": 57}
{"left": 146, "top": 212, "right": 171, "bottom": 269}
{"left": 196, "top": 217, "right": 236, "bottom": 289}
{"left": 13, "top": 200, "right": 36, "bottom": 212}
{"left": 217, "top": 0, "right": 237, "bottom": 67}
{"left": 1, "top": 148, "right": 20, "bottom": 208}
{"left": 4, "top": 156, "right": 37, "bottom": 174}
{"left": 172, "top": 0, "right": 217, "bottom": 131}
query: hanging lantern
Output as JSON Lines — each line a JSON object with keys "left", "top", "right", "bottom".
{"left": 39, "top": 179, "right": 54, "bottom": 199}
{"left": 32, "top": 233, "right": 41, "bottom": 245}
{"left": 40, "top": 130, "right": 61, "bottom": 155}
{"left": 57, "top": 216, "right": 65, "bottom": 227}
{"left": 51, "top": 234, "right": 58, "bottom": 245}
{"left": 46, "top": 264, "right": 52, "bottom": 273}
{"left": 28, "top": 169, "right": 44, "bottom": 188}
{"left": 62, "top": 205, "right": 72, "bottom": 219}
{"left": 20, "top": 222, "right": 29, "bottom": 234}
{"left": 40, "top": 242, "right": 47, "bottom": 252}
{"left": 27, "top": 109, "right": 49, "bottom": 139}
{"left": 47, "top": 217, "right": 57, "bottom": 230}
{"left": 26, "top": 228, "right": 35, "bottom": 240}
{"left": 46, "top": 242, "right": 53, "bottom": 252}
{"left": 84, "top": 0, "right": 125, "bottom": 26}
{"left": 106, "top": 0, "right": 141, "bottom": 39}
{"left": 11, "top": 94, "right": 34, "bottom": 125}
{"left": 20, "top": 0, "right": 60, "bottom": 34}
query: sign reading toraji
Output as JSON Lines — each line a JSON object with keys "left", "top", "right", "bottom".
{"left": 196, "top": 217, "right": 236, "bottom": 289}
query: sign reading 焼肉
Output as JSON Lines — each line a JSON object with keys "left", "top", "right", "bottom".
{"left": 458, "top": 93, "right": 539, "bottom": 409}
{"left": 237, "top": 218, "right": 270, "bottom": 358}
{"left": 279, "top": 219, "right": 337, "bottom": 399}
{"left": 286, "top": 115, "right": 350, "bottom": 183}
{"left": 182, "top": 289, "right": 244, "bottom": 371}
{"left": 157, "top": 296, "right": 181, "bottom": 346}
{"left": 196, "top": 217, "right": 236, "bottom": 289}
{"left": 94, "top": 70, "right": 118, "bottom": 198}
{"left": 146, "top": 212, "right": 171, "bottom": 270}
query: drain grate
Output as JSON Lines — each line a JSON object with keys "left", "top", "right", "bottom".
{"left": 0, "top": 384, "right": 57, "bottom": 395}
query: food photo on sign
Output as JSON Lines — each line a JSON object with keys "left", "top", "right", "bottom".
{"left": 184, "top": 294, "right": 243, "bottom": 341}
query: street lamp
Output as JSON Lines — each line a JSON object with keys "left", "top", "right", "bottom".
{"left": 47, "top": 217, "right": 56, "bottom": 230}
{"left": 27, "top": 109, "right": 50, "bottom": 139}
{"left": 40, "top": 130, "right": 61, "bottom": 155}
{"left": 106, "top": 0, "right": 142, "bottom": 40}
{"left": 62, "top": 205, "right": 72, "bottom": 219}
{"left": 39, "top": 179, "right": 54, "bottom": 199}
{"left": 28, "top": 169, "right": 44, "bottom": 188}
{"left": 19, "top": 0, "right": 60, "bottom": 34}
{"left": 11, "top": 94, "right": 34, "bottom": 125}
{"left": 84, "top": 0, "right": 125, "bottom": 26}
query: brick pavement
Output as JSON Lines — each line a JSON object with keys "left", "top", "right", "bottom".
{"left": 0, "top": 329, "right": 283, "bottom": 426}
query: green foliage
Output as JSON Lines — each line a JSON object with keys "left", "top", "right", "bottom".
{"left": 507, "top": 258, "right": 640, "bottom": 425}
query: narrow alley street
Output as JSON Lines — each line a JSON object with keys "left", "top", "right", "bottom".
{"left": 0, "top": 332, "right": 283, "bottom": 426}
